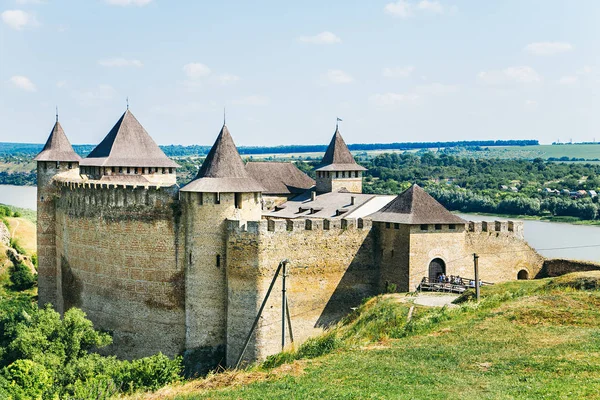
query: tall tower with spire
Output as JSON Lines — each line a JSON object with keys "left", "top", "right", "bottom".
{"left": 315, "top": 125, "right": 366, "bottom": 193}
{"left": 34, "top": 117, "right": 81, "bottom": 309}
{"left": 180, "top": 123, "right": 263, "bottom": 374}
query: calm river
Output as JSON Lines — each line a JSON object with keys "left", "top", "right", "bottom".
{"left": 0, "top": 185, "right": 599, "bottom": 262}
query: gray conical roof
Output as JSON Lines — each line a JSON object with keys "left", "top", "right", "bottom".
{"left": 370, "top": 184, "right": 466, "bottom": 224}
{"left": 34, "top": 121, "right": 81, "bottom": 162}
{"left": 180, "top": 125, "right": 264, "bottom": 193}
{"left": 80, "top": 110, "right": 178, "bottom": 168}
{"left": 315, "top": 126, "right": 366, "bottom": 172}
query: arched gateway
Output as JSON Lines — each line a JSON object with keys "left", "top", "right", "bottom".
{"left": 428, "top": 258, "right": 446, "bottom": 281}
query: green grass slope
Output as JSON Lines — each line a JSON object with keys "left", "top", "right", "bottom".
{"left": 139, "top": 273, "right": 600, "bottom": 400}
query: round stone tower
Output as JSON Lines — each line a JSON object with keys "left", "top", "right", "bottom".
{"left": 180, "top": 123, "right": 263, "bottom": 374}
{"left": 34, "top": 116, "right": 81, "bottom": 310}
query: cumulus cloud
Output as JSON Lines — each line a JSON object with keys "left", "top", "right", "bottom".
{"left": 9, "top": 75, "right": 36, "bottom": 92}
{"left": 369, "top": 92, "right": 420, "bottom": 107}
{"left": 477, "top": 66, "right": 541, "bottom": 85}
{"left": 385, "top": 0, "right": 447, "bottom": 18}
{"left": 98, "top": 58, "right": 143, "bottom": 68}
{"left": 558, "top": 76, "right": 578, "bottom": 85}
{"left": 105, "top": 0, "right": 152, "bottom": 6}
{"left": 298, "top": 31, "right": 341, "bottom": 45}
{"left": 1, "top": 9, "right": 38, "bottom": 30}
{"left": 326, "top": 69, "right": 354, "bottom": 84}
{"left": 232, "top": 95, "right": 270, "bottom": 106}
{"left": 72, "top": 84, "right": 116, "bottom": 106}
{"left": 382, "top": 66, "right": 415, "bottom": 78}
{"left": 525, "top": 42, "right": 573, "bottom": 56}
{"left": 183, "top": 63, "right": 211, "bottom": 79}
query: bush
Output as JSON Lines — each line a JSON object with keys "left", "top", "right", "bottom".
{"left": 12, "top": 212, "right": 21, "bottom": 218}
{"left": 2, "top": 359, "right": 53, "bottom": 400}
{"left": 8, "top": 263, "right": 36, "bottom": 291}
{"left": 9, "top": 239, "right": 25, "bottom": 256}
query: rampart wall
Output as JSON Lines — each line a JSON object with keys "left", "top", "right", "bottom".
{"left": 539, "top": 258, "right": 600, "bottom": 277}
{"left": 53, "top": 182, "right": 186, "bottom": 360}
{"left": 225, "top": 217, "right": 375, "bottom": 366}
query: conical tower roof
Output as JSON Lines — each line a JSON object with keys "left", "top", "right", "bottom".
{"left": 180, "top": 125, "right": 264, "bottom": 192}
{"left": 34, "top": 121, "right": 81, "bottom": 162}
{"left": 80, "top": 109, "right": 178, "bottom": 168}
{"left": 315, "top": 126, "right": 366, "bottom": 172}
{"left": 370, "top": 184, "right": 466, "bottom": 225}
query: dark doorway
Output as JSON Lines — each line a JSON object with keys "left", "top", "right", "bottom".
{"left": 428, "top": 258, "right": 446, "bottom": 281}
{"left": 517, "top": 269, "right": 529, "bottom": 280}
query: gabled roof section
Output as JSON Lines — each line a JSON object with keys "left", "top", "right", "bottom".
{"left": 369, "top": 184, "right": 466, "bottom": 225}
{"left": 80, "top": 110, "right": 178, "bottom": 168}
{"left": 34, "top": 121, "right": 82, "bottom": 162}
{"left": 246, "top": 162, "right": 315, "bottom": 195}
{"left": 180, "top": 125, "right": 264, "bottom": 192}
{"left": 316, "top": 126, "right": 366, "bottom": 172}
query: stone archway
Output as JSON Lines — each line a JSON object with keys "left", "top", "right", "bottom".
{"left": 428, "top": 258, "right": 446, "bottom": 281}
{"left": 517, "top": 269, "right": 529, "bottom": 280}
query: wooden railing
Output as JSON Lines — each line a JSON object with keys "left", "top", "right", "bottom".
{"left": 418, "top": 277, "right": 493, "bottom": 294}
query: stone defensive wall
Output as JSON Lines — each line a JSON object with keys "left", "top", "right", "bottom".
{"left": 52, "top": 181, "right": 186, "bottom": 360}
{"left": 467, "top": 220, "right": 524, "bottom": 239}
{"left": 225, "top": 217, "right": 376, "bottom": 366}
{"left": 539, "top": 258, "right": 600, "bottom": 278}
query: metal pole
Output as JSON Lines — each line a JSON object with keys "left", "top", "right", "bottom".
{"left": 474, "top": 253, "right": 480, "bottom": 302}
{"left": 281, "top": 260, "right": 287, "bottom": 351}
{"left": 235, "top": 260, "right": 284, "bottom": 369}
{"left": 286, "top": 297, "right": 294, "bottom": 343}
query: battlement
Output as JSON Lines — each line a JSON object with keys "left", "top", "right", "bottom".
{"left": 226, "top": 217, "right": 373, "bottom": 235}
{"left": 468, "top": 220, "right": 524, "bottom": 238}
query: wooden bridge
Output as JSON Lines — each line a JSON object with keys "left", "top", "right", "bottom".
{"left": 418, "top": 277, "right": 493, "bottom": 294}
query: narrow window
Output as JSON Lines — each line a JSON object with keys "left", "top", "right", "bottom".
{"left": 161, "top": 168, "right": 165, "bottom": 174}
{"left": 216, "top": 254, "right": 221, "bottom": 268}
{"left": 394, "top": 223, "right": 399, "bottom": 230}
{"left": 235, "top": 193, "right": 242, "bottom": 209}
{"left": 254, "top": 193, "right": 259, "bottom": 203}
{"left": 198, "top": 193, "right": 203, "bottom": 205}
{"left": 189, "top": 251, "right": 192, "bottom": 265}
{"left": 215, "top": 193, "right": 220, "bottom": 204}
{"left": 56, "top": 161, "right": 60, "bottom": 168}
{"left": 127, "top": 167, "right": 130, "bottom": 174}
{"left": 391, "top": 249, "right": 395, "bottom": 258}
{"left": 421, "top": 224, "right": 428, "bottom": 231}
{"left": 449, "top": 224, "right": 456, "bottom": 230}
{"left": 68, "top": 162, "right": 73, "bottom": 169}
{"left": 119, "top": 167, "right": 123, "bottom": 173}
{"left": 385, "top": 222, "right": 391, "bottom": 229}
{"left": 169, "top": 168, "right": 173, "bottom": 174}
{"left": 435, "top": 224, "right": 442, "bottom": 230}
{"left": 43, "top": 162, "right": 47, "bottom": 171}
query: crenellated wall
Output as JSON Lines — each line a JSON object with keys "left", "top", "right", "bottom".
{"left": 53, "top": 182, "right": 186, "bottom": 360}
{"left": 225, "top": 217, "right": 376, "bottom": 366}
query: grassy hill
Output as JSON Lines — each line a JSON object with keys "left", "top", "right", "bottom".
{"left": 134, "top": 273, "right": 600, "bottom": 399}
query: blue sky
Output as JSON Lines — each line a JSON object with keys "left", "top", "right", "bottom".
{"left": 0, "top": 0, "right": 598, "bottom": 146}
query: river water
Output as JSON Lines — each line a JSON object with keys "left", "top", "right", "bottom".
{"left": 0, "top": 185, "right": 599, "bottom": 262}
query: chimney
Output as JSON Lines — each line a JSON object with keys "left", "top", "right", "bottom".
{"left": 350, "top": 196, "right": 355, "bottom": 206}
{"left": 311, "top": 191, "right": 316, "bottom": 201}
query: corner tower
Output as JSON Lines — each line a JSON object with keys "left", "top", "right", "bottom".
{"left": 315, "top": 125, "right": 366, "bottom": 193}
{"left": 180, "top": 124, "right": 263, "bottom": 374}
{"left": 34, "top": 117, "right": 81, "bottom": 309}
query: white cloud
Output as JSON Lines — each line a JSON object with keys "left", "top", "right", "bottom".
{"left": 577, "top": 65, "right": 593, "bottom": 75}
{"left": 416, "top": 82, "right": 458, "bottom": 95}
{"left": 477, "top": 66, "right": 542, "bottom": 85}
{"left": 105, "top": 0, "right": 152, "bottom": 6}
{"left": 417, "top": 0, "right": 443, "bottom": 13}
{"left": 298, "top": 31, "right": 341, "bottom": 45}
{"left": 558, "top": 76, "right": 578, "bottom": 85}
{"left": 326, "top": 69, "right": 354, "bottom": 84}
{"left": 524, "top": 99, "right": 538, "bottom": 110}
{"left": 369, "top": 92, "right": 420, "bottom": 107}
{"left": 183, "top": 63, "right": 211, "bottom": 79}
{"left": 9, "top": 75, "right": 36, "bottom": 92}
{"left": 232, "top": 95, "right": 269, "bottom": 106}
{"left": 525, "top": 42, "right": 573, "bottom": 56}
{"left": 382, "top": 66, "right": 415, "bottom": 78}
{"left": 98, "top": 58, "right": 143, "bottom": 68}
{"left": 385, "top": 0, "right": 447, "bottom": 18}
{"left": 1, "top": 9, "right": 38, "bottom": 30}
{"left": 72, "top": 84, "right": 116, "bottom": 106}
{"left": 384, "top": 1, "right": 413, "bottom": 18}
{"left": 56, "top": 80, "right": 67, "bottom": 88}
{"left": 213, "top": 73, "right": 240, "bottom": 85}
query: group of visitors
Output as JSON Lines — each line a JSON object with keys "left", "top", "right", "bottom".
{"left": 436, "top": 273, "right": 463, "bottom": 285}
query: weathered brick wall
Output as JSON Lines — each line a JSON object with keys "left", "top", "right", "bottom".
{"left": 376, "top": 222, "right": 410, "bottom": 292}
{"left": 53, "top": 182, "right": 185, "bottom": 360}
{"left": 316, "top": 176, "right": 362, "bottom": 193}
{"left": 540, "top": 258, "right": 600, "bottom": 277}
{"left": 183, "top": 191, "right": 262, "bottom": 374}
{"left": 226, "top": 217, "right": 375, "bottom": 366}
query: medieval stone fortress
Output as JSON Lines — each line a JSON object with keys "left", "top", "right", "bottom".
{"left": 34, "top": 109, "right": 544, "bottom": 373}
